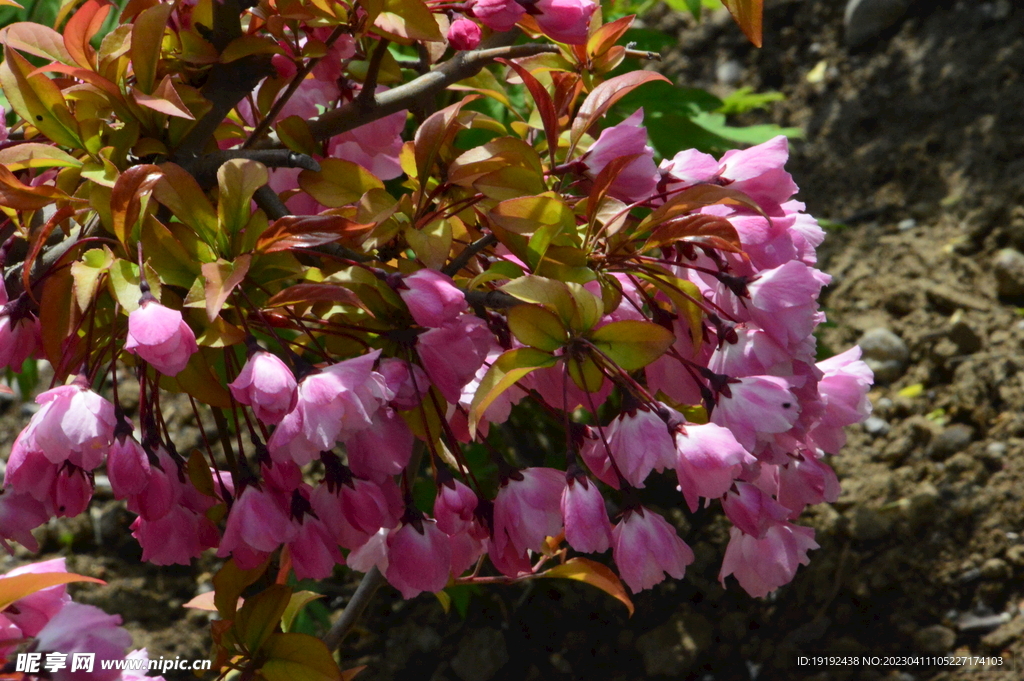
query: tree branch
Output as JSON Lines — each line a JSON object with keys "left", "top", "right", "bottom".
{"left": 322, "top": 567, "right": 387, "bottom": 652}
{"left": 255, "top": 42, "right": 559, "bottom": 146}
{"left": 182, "top": 150, "right": 320, "bottom": 190}
{"left": 464, "top": 288, "right": 521, "bottom": 309}
{"left": 442, "top": 233, "right": 495, "bottom": 276}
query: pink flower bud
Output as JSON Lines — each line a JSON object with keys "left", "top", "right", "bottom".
{"left": 106, "top": 434, "right": 151, "bottom": 498}
{"left": 417, "top": 315, "right": 493, "bottom": 403}
{"left": 385, "top": 518, "right": 452, "bottom": 598}
{"left": 52, "top": 466, "right": 92, "bottom": 518}
{"left": 124, "top": 299, "right": 198, "bottom": 376}
{"left": 229, "top": 351, "right": 298, "bottom": 425}
{"left": 561, "top": 476, "right": 612, "bottom": 554}
{"left": 777, "top": 453, "right": 840, "bottom": 516}
{"left": 534, "top": 0, "right": 596, "bottom": 44}
{"left": 722, "top": 482, "right": 791, "bottom": 538}
{"left": 28, "top": 383, "right": 115, "bottom": 470}
{"left": 400, "top": 269, "right": 467, "bottom": 328}
{"left": 612, "top": 507, "right": 694, "bottom": 593}
{"left": 471, "top": 0, "right": 525, "bottom": 32}
{"left": 434, "top": 478, "right": 479, "bottom": 535}
{"left": 492, "top": 467, "right": 565, "bottom": 556}
{"left": 719, "top": 522, "right": 818, "bottom": 598}
{"left": 447, "top": 18, "right": 482, "bottom": 51}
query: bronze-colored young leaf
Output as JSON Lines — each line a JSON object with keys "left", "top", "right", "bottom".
{"left": 267, "top": 283, "right": 370, "bottom": 314}
{"left": 372, "top": 0, "right": 444, "bottom": 43}
{"left": 130, "top": 2, "right": 173, "bottom": 94}
{"left": 202, "top": 255, "right": 251, "bottom": 322}
{"left": 644, "top": 213, "right": 743, "bottom": 254}
{"left": 570, "top": 71, "right": 670, "bottom": 148}
{"left": 256, "top": 215, "right": 374, "bottom": 253}
{"left": 0, "top": 573, "right": 105, "bottom": 612}
{"left": 0, "top": 164, "right": 70, "bottom": 210}
{"left": 721, "top": 0, "right": 763, "bottom": 48}
{"left": 111, "top": 163, "right": 163, "bottom": 245}
{"left": 63, "top": 0, "right": 113, "bottom": 69}
{"left": 541, "top": 558, "right": 634, "bottom": 616}
{"left": 213, "top": 559, "right": 271, "bottom": 619}
{"left": 0, "top": 143, "right": 83, "bottom": 171}
{"left": 1, "top": 46, "right": 83, "bottom": 150}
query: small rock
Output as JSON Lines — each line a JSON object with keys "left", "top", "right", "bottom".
{"left": 844, "top": 0, "right": 913, "bottom": 47}
{"left": 913, "top": 625, "right": 956, "bottom": 654}
{"left": 985, "top": 442, "right": 1008, "bottom": 458}
{"left": 451, "top": 628, "right": 509, "bottom": 681}
{"left": 857, "top": 328, "right": 909, "bottom": 384}
{"left": 863, "top": 416, "right": 890, "bottom": 436}
{"left": 980, "top": 615, "right": 1024, "bottom": 649}
{"left": 993, "top": 248, "right": 1024, "bottom": 297}
{"left": 980, "top": 558, "right": 1011, "bottom": 581}
{"left": 957, "top": 612, "right": 1010, "bottom": 633}
{"left": 1005, "top": 544, "right": 1024, "bottom": 566}
{"left": 928, "top": 424, "right": 975, "bottom": 460}
{"left": 948, "top": 312, "right": 982, "bottom": 354}
{"left": 897, "top": 218, "right": 917, "bottom": 231}
{"left": 716, "top": 60, "right": 743, "bottom": 86}
{"left": 635, "top": 611, "right": 712, "bottom": 677}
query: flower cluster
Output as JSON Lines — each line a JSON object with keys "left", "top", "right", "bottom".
{"left": 0, "top": 559, "right": 163, "bottom": 681}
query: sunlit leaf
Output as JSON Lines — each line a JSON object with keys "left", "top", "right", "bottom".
{"left": 0, "top": 143, "right": 83, "bottom": 171}
{"left": 372, "top": 0, "right": 443, "bottom": 43}
{"left": 258, "top": 633, "right": 342, "bottom": 681}
{"left": 201, "top": 255, "right": 250, "bottom": 322}
{"left": 507, "top": 304, "right": 568, "bottom": 352}
{"left": 298, "top": 158, "right": 384, "bottom": 207}
{"left": 570, "top": 71, "right": 670, "bottom": 148}
{"left": 721, "top": 0, "right": 763, "bottom": 48}
{"left": 256, "top": 215, "right": 374, "bottom": 253}
{"left": 0, "top": 573, "right": 105, "bottom": 612}
{"left": 63, "top": 0, "right": 113, "bottom": 69}
{"left": 130, "top": 2, "right": 173, "bottom": 93}
{"left": 281, "top": 591, "right": 324, "bottom": 633}
{"left": 1, "top": 46, "right": 83, "bottom": 150}
{"left": 590, "top": 320, "right": 675, "bottom": 371}
{"left": 469, "top": 348, "right": 557, "bottom": 434}
{"left": 541, "top": 558, "right": 633, "bottom": 616}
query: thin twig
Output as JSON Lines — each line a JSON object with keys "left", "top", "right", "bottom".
{"left": 623, "top": 48, "right": 663, "bottom": 61}
{"left": 442, "top": 233, "right": 495, "bottom": 276}
{"left": 322, "top": 567, "right": 387, "bottom": 651}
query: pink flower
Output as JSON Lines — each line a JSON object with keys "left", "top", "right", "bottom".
{"left": 268, "top": 350, "right": 391, "bottom": 465}
{"left": 612, "top": 507, "right": 694, "bottom": 593}
{"left": 417, "top": 314, "right": 493, "bottom": 403}
{"left": 345, "top": 408, "right": 414, "bottom": 483}
{"left": 0, "top": 489, "right": 50, "bottom": 552}
{"left": 27, "top": 383, "right": 115, "bottom": 470}
{"left": 722, "top": 482, "right": 791, "bottom": 538}
{"left": 492, "top": 467, "right": 565, "bottom": 556}
{"left": 717, "top": 135, "right": 798, "bottom": 215}
{"left": 739, "top": 261, "right": 830, "bottom": 350}
{"left": 777, "top": 452, "right": 840, "bottom": 516}
{"left": 105, "top": 432, "right": 151, "bottom": 498}
{"left": 126, "top": 447, "right": 182, "bottom": 521}
{"left": 400, "top": 269, "right": 467, "bottom": 328}
{"left": 534, "top": 0, "right": 597, "bottom": 44}
{"left": 603, "top": 408, "right": 676, "bottom": 488}
{"left": 327, "top": 104, "right": 406, "bottom": 181}
{"left": 710, "top": 375, "right": 801, "bottom": 450}
{"left": 229, "top": 351, "right": 298, "bottom": 425}
{"left": 4, "top": 430, "right": 58, "bottom": 501}
{"left": 288, "top": 515, "right": 344, "bottom": 580}
{"left": 217, "top": 485, "right": 298, "bottom": 569}
{"left": 0, "top": 286, "right": 40, "bottom": 373}
{"left": 674, "top": 422, "right": 756, "bottom": 512}
{"left": 33, "top": 602, "right": 132, "bottom": 681}
{"left": 582, "top": 110, "right": 660, "bottom": 203}
{"left": 131, "top": 505, "right": 217, "bottom": 566}
{"left": 125, "top": 299, "right": 198, "bottom": 376}
{"left": 311, "top": 475, "right": 400, "bottom": 549}
{"left": 385, "top": 518, "right": 452, "bottom": 598}
{"left": 807, "top": 346, "right": 873, "bottom": 453}
{"left": 719, "top": 522, "right": 819, "bottom": 598}
{"left": 2, "top": 558, "right": 71, "bottom": 637}
{"left": 471, "top": 0, "right": 525, "bottom": 31}
{"left": 434, "top": 478, "right": 479, "bottom": 535}
{"left": 561, "top": 475, "right": 612, "bottom": 553}
{"left": 378, "top": 358, "right": 430, "bottom": 409}
{"left": 447, "top": 18, "right": 481, "bottom": 50}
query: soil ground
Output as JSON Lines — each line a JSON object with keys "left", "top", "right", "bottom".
{"left": 4, "top": 1, "right": 1024, "bottom": 679}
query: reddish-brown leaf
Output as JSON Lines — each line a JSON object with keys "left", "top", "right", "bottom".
{"left": 570, "top": 71, "right": 670, "bottom": 147}
{"left": 499, "top": 58, "right": 559, "bottom": 164}
{"left": 22, "top": 205, "right": 76, "bottom": 303}
{"left": 267, "top": 283, "right": 371, "bottom": 314}
{"left": 721, "top": 0, "right": 763, "bottom": 48}
{"left": 256, "top": 215, "right": 374, "bottom": 253}
{"left": 111, "top": 164, "right": 163, "bottom": 245}
{"left": 0, "top": 164, "right": 69, "bottom": 210}
{"left": 646, "top": 214, "right": 743, "bottom": 253}
{"left": 63, "top": 0, "right": 113, "bottom": 69}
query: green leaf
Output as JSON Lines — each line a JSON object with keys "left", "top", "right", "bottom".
{"left": 153, "top": 163, "right": 220, "bottom": 247}
{"left": 469, "top": 348, "right": 557, "bottom": 434}
{"left": 235, "top": 584, "right": 292, "bottom": 654}
{"left": 541, "top": 558, "right": 634, "bottom": 616}
{"left": 590, "top": 320, "right": 674, "bottom": 371}
{"left": 0, "top": 46, "right": 82, "bottom": 150}
{"left": 406, "top": 219, "right": 451, "bottom": 270}
{"left": 689, "top": 111, "right": 802, "bottom": 146}
{"left": 0, "top": 572, "right": 105, "bottom": 611}
{"left": 281, "top": 591, "right": 324, "bottom": 633}
{"left": 0, "top": 143, "right": 82, "bottom": 171}
{"left": 500, "top": 275, "right": 603, "bottom": 333}
{"left": 298, "top": 158, "right": 384, "bottom": 207}
{"left": 567, "top": 355, "right": 604, "bottom": 393}
{"left": 70, "top": 246, "right": 114, "bottom": 312}
{"left": 258, "top": 633, "right": 342, "bottom": 681}
{"left": 636, "top": 272, "right": 704, "bottom": 352}
{"left": 372, "top": 0, "right": 443, "bottom": 43}
{"left": 218, "top": 159, "right": 268, "bottom": 243}
{"left": 716, "top": 86, "right": 785, "bottom": 115}
{"left": 507, "top": 304, "right": 568, "bottom": 351}
{"left": 108, "top": 259, "right": 160, "bottom": 312}
{"left": 213, "top": 558, "right": 270, "bottom": 619}
{"left": 130, "top": 2, "right": 173, "bottom": 94}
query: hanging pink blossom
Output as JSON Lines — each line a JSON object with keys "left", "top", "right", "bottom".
{"left": 561, "top": 475, "right": 612, "bottom": 553}
{"left": 583, "top": 110, "right": 660, "bottom": 203}
{"left": 385, "top": 518, "right": 452, "bottom": 598}
{"left": 399, "top": 269, "right": 467, "bottom": 328}
{"left": 492, "top": 467, "right": 565, "bottom": 557}
{"left": 26, "top": 383, "right": 115, "bottom": 470}
{"left": 125, "top": 299, "right": 198, "bottom": 376}
{"left": 229, "top": 351, "right": 299, "bottom": 426}
{"left": 719, "top": 522, "right": 819, "bottom": 598}
{"left": 612, "top": 507, "right": 694, "bottom": 593}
